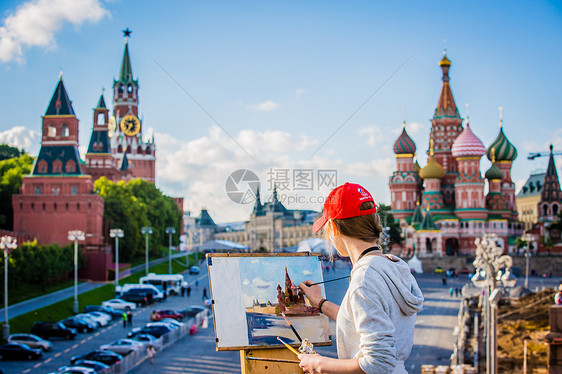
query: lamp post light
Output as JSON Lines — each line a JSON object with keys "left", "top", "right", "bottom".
{"left": 109, "top": 229, "right": 124, "bottom": 288}
{"left": 522, "top": 233, "right": 533, "bottom": 289}
{"left": 1, "top": 236, "right": 17, "bottom": 339}
{"left": 68, "top": 230, "right": 85, "bottom": 314}
{"left": 141, "top": 227, "right": 153, "bottom": 275}
{"left": 471, "top": 233, "right": 517, "bottom": 374}
{"left": 165, "top": 227, "right": 176, "bottom": 274}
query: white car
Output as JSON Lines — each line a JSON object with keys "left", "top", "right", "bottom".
{"left": 49, "top": 366, "right": 96, "bottom": 374}
{"left": 131, "top": 333, "right": 162, "bottom": 350}
{"left": 101, "top": 299, "right": 136, "bottom": 311}
{"left": 74, "top": 314, "right": 101, "bottom": 328}
{"left": 80, "top": 312, "right": 110, "bottom": 327}
{"left": 99, "top": 339, "right": 143, "bottom": 356}
{"left": 7, "top": 333, "right": 52, "bottom": 352}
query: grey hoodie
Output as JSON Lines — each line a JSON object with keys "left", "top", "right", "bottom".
{"left": 336, "top": 254, "right": 424, "bottom": 374}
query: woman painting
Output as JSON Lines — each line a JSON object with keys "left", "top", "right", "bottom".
{"left": 298, "top": 183, "right": 423, "bottom": 374}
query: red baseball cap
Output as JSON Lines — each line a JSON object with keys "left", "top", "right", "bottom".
{"left": 312, "top": 182, "right": 379, "bottom": 232}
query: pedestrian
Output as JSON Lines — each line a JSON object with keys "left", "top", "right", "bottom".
{"left": 181, "top": 282, "right": 186, "bottom": 297}
{"left": 202, "top": 287, "right": 208, "bottom": 301}
{"left": 449, "top": 287, "right": 454, "bottom": 297}
{"left": 147, "top": 344, "right": 156, "bottom": 364}
{"left": 442, "top": 276, "right": 447, "bottom": 286}
{"left": 163, "top": 283, "right": 168, "bottom": 299}
{"left": 555, "top": 286, "right": 562, "bottom": 305}
{"left": 187, "top": 284, "right": 191, "bottom": 297}
{"left": 455, "top": 287, "right": 460, "bottom": 297}
{"left": 127, "top": 310, "right": 133, "bottom": 327}
{"left": 297, "top": 183, "right": 423, "bottom": 373}
{"left": 122, "top": 311, "right": 127, "bottom": 328}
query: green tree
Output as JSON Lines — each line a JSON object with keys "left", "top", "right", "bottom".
{"left": 0, "top": 150, "right": 34, "bottom": 229}
{"left": 0, "top": 144, "right": 23, "bottom": 160}
{"left": 94, "top": 177, "right": 182, "bottom": 262}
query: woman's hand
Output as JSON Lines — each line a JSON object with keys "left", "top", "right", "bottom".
{"left": 298, "top": 353, "right": 325, "bottom": 374}
{"left": 298, "top": 280, "right": 323, "bottom": 308}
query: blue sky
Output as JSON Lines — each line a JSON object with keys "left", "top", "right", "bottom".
{"left": 1, "top": 0, "right": 561, "bottom": 222}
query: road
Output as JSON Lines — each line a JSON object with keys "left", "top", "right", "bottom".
{"left": 0, "top": 264, "right": 208, "bottom": 374}
{"left": 0, "top": 252, "right": 191, "bottom": 320}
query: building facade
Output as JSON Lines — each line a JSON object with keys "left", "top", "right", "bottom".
{"left": 390, "top": 53, "right": 524, "bottom": 256}
{"left": 516, "top": 172, "right": 546, "bottom": 231}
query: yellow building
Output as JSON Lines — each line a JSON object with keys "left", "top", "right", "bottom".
{"left": 516, "top": 172, "right": 545, "bottom": 231}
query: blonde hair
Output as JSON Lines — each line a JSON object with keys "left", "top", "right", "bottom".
{"left": 322, "top": 201, "right": 383, "bottom": 259}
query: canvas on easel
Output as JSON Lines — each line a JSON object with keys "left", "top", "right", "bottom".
{"left": 207, "top": 253, "right": 331, "bottom": 351}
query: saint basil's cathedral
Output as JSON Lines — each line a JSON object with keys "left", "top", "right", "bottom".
{"left": 11, "top": 32, "right": 158, "bottom": 280}
{"left": 389, "top": 53, "right": 524, "bottom": 256}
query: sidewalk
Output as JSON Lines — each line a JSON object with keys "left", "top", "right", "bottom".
{"left": 0, "top": 252, "right": 190, "bottom": 319}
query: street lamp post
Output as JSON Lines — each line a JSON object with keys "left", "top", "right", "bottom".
{"left": 522, "top": 233, "right": 533, "bottom": 289}
{"left": 68, "top": 230, "right": 85, "bottom": 314}
{"left": 109, "top": 229, "right": 124, "bottom": 288}
{"left": 165, "top": 227, "right": 176, "bottom": 274}
{"left": 471, "top": 233, "right": 517, "bottom": 374}
{"left": 1, "top": 236, "right": 17, "bottom": 339}
{"left": 141, "top": 227, "right": 153, "bottom": 275}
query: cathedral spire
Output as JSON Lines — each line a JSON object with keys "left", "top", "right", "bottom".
{"left": 45, "top": 77, "right": 75, "bottom": 116}
{"left": 541, "top": 145, "right": 562, "bottom": 203}
{"left": 434, "top": 51, "right": 459, "bottom": 118}
{"left": 119, "top": 40, "right": 133, "bottom": 83}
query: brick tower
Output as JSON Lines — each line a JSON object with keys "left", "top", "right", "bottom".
{"left": 538, "top": 145, "right": 562, "bottom": 222}
{"left": 12, "top": 77, "right": 104, "bottom": 247}
{"left": 430, "top": 52, "right": 463, "bottom": 208}
{"left": 110, "top": 30, "right": 156, "bottom": 183}
{"left": 389, "top": 122, "right": 421, "bottom": 218}
{"left": 84, "top": 94, "right": 125, "bottom": 181}
{"left": 451, "top": 121, "right": 487, "bottom": 220}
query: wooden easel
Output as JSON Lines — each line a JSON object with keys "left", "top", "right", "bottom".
{"left": 206, "top": 253, "right": 331, "bottom": 374}
{"left": 240, "top": 347, "right": 303, "bottom": 374}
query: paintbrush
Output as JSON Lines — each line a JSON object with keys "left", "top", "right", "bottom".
{"left": 281, "top": 312, "right": 302, "bottom": 343}
{"left": 307, "top": 275, "right": 350, "bottom": 286}
{"left": 277, "top": 337, "right": 300, "bottom": 356}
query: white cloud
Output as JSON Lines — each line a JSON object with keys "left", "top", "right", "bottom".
{"left": 406, "top": 121, "right": 425, "bottom": 135}
{"left": 242, "top": 279, "right": 250, "bottom": 286}
{"left": 0, "top": 125, "right": 39, "bottom": 154}
{"left": 251, "top": 259, "right": 260, "bottom": 264}
{"left": 358, "top": 125, "right": 386, "bottom": 147}
{"left": 302, "top": 270, "right": 312, "bottom": 275}
{"left": 250, "top": 100, "right": 279, "bottom": 112}
{"left": 0, "top": 0, "right": 109, "bottom": 63}
{"left": 295, "top": 89, "right": 306, "bottom": 98}
{"left": 252, "top": 277, "right": 273, "bottom": 290}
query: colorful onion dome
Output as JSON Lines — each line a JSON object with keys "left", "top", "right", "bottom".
{"left": 451, "top": 123, "right": 486, "bottom": 158}
{"left": 485, "top": 163, "right": 504, "bottom": 180}
{"left": 393, "top": 122, "right": 416, "bottom": 155}
{"left": 419, "top": 145, "right": 445, "bottom": 179}
{"left": 486, "top": 126, "right": 517, "bottom": 161}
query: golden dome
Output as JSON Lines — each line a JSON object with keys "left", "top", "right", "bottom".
{"left": 419, "top": 155, "right": 445, "bottom": 179}
{"left": 439, "top": 54, "right": 451, "bottom": 67}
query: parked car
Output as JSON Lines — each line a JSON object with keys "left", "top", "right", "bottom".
{"left": 115, "top": 284, "right": 165, "bottom": 301}
{"left": 79, "top": 312, "right": 110, "bottom": 327}
{"left": 147, "top": 319, "right": 183, "bottom": 329}
{"left": 83, "top": 305, "right": 122, "bottom": 319}
{"left": 70, "top": 350, "right": 123, "bottom": 366}
{"left": 119, "top": 291, "right": 148, "bottom": 306}
{"left": 0, "top": 343, "right": 43, "bottom": 360}
{"left": 7, "top": 333, "right": 52, "bottom": 352}
{"left": 31, "top": 321, "right": 77, "bottom": 340}
{"left": 179, "top": 305, "right": 209, "bottom": 318}
{"left": 150, "top": 309, "right": 183, "bottom": 321}
{"left": 189, "top": 265, "right": 200, "bottom": 275}
{"left": 460, "top": 267, "right": 471, "bottom": 274}
{"left": 60, "top": 317, "right": 96, "bottom": 333}
{"left": 48, "top": 367, "right": 96, "bottom": 374}
{"left": 434, "top": 266, "right": 444, "bottom": 274}
{"left": 127, "top": 324, "right": 172, "bottom": 339}
{"left": 73, "top": 314, "right": 100, "bottom": 328}
{"left": 71, "top": 359, "right": 110, "bottom": 373}
{"left": 101, "top": 299, "right": 136, "bottom": 311}
{"left": 131, "top": 334, "right": 161, "bottom": 350}
{"left": 99, "top": 339, "right": 143, "bottom": 356}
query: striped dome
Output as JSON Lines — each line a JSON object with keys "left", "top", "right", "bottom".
{"left": 485, "top": 162, "right": 504, "bottom": 180}
{"left": 486, "top": 127, "right": 517, "bottom": 161}
{"left": 451, "top": 123, "right": 486, "bottom": 158}
{"left": 419, "top": 155, "right": 445, "bottom": 179}
{"left": 393, "top": 126, "right": 416, "bottom": 155}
